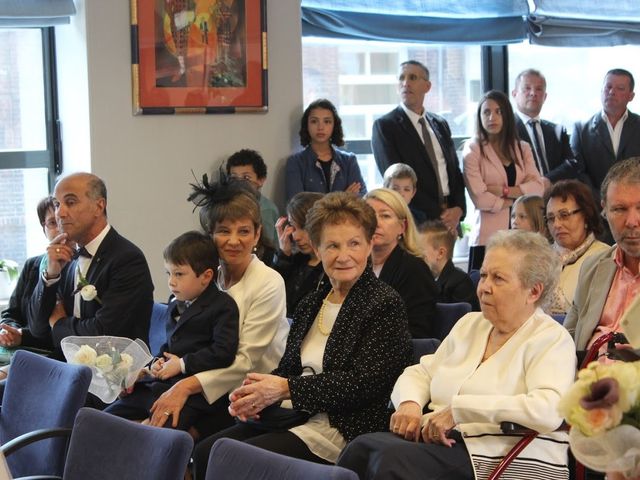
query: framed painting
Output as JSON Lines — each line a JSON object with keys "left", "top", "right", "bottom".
{"left": 130, "top": 0, "right": 267, "bottom": 114}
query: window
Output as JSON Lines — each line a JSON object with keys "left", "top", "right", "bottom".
{"left": 0, "top": 28, "right": 58, "bottom": 267}
{"left": 302, "top": 37, "right": 481, "bottom": 190}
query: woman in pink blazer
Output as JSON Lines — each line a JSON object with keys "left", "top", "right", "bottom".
{"left": 463, "top": 90, "right": 544, "bottom": 269}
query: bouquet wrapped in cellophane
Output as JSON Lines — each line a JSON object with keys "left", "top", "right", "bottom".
{"left": 61, "top": 336, "right": 152, "bottom": 403}
{"left": 558, "top": 358, "right": 640, "bottom": 479}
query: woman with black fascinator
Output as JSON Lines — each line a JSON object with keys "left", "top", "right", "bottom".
{"left": 146, "top": 176, "right": 289, "bottom": 440}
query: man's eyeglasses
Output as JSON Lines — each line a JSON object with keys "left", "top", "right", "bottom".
{"left": 544, "top": 208, "right": 582, "bottom": 225}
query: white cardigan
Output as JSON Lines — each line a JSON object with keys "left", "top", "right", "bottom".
{"left": 195, "top": 256, "right": 289, "bottom": 403}
{"left": 392, "top": 309, "right": 576, "bottom": 480}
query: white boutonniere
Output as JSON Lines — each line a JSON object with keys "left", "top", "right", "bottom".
{"left": 73, "top": 272, "right": 102, "bottom": 304}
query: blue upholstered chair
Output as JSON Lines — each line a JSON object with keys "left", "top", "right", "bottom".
{"left": 433, "top": 302, "right": 472, "bottom": 340}
{"left": 469, "top": 269, "right": 481, "bottom": 291}
{"left": 0, "top": 350, "right": 91, "bottom": 478}
{"left": 60, "top": 408, "right": 193, "bottom": 480}
{"left": 205, "top": 437, "right": 359, "bottom": 480}
{"left": 149, "top": 302, "right": 168, "bottom": 355}
{"left": 410, "top": 338, "right": 441, "bottom": 364}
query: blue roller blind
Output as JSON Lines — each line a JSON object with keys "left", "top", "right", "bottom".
{"left": 0, "top": 0, "right": 76, "bottom": 27}
{"left": 529, "top": 0, "right": 640, "bottom": 46}
{"left": 301, "top": 0, "right": 530, "bottom": 44}
{"left": 302, "top": 0, "right": 640, "bottom": 46}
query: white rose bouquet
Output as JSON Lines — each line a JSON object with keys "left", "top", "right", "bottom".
{"left": 61, "top": 336, "right": 152, "bottom": 403}
{"left": 558, "top": 359, "right": 640, "bottom": 479}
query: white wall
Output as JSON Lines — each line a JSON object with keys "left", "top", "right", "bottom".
{"left": 56, "top": 0, "right": 303, "bottom": 299}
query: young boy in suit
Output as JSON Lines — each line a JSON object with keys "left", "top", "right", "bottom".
{"left": 417, "top": 221, "right": 478, "bottom": 310}
{"left": 383, "top": 163, "right": 426, "bottom": 224}
{"left": 105, "top": 231, "right": 239, "bottom": 431}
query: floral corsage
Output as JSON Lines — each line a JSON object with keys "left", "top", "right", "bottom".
{"left": 73, "top": 272, "right": 102, "bottom": 304}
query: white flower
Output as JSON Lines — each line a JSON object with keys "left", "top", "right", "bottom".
{"left": 118, "top": 353, "right": 133, "bottom": 370}
{"left": 73, "top": 345, "right": 97, "bottom": 365}
{"left": 95, "top": 354, "right": 114, "bottom": 373}
{"left": 80, "top": 284, "right": 98, "bottom": 302}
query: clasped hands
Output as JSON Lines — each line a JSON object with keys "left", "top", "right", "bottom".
{"left": 150, "top": 352, "right": 182, "bottom": 380}
{"left": 390, "top": 401, "right": 456, "bottom": 447}
{"left": 228, "top": 373, "right": 290, "bottom": 422}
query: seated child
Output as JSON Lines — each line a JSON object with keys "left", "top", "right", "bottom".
{"left": 417, "top": 220, "right": 478, "bottom": 310}
{"left": 105, "top": 231, "right": 239, "bottom": 431}
{"left": 383, "top": 163, "right": 426, "bottom": 224}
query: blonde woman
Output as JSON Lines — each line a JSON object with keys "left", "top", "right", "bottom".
{"left": 365, "top": 188, "right": 439, "bottom": 338}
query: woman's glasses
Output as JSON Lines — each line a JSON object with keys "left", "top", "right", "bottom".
{"left": 544, "top": 208, "right": 581, "bottom": 225}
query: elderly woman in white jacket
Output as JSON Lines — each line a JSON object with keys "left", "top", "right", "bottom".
{"left": 338, "top": 230, "right": 576, "bottom": 480}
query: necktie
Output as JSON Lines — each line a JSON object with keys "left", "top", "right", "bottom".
{"left": 73, "top": 247, "right": 92, "bottom": 317}
{"left": 528, "top": 119, "right": 549, "bottom": 175}
{"left": 418, "top": 117, "right": 444, "bottom": 205}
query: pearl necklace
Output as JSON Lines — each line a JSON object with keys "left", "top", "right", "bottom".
{"left": 316, "top": 289, "right": 335, "bottom": 336}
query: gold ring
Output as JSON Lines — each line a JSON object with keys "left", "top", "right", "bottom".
{"left": 163, "top": 411, "right": 170, "bottom": 416}
{"left": 55, "top": 248, "right": 60, "bottom": 253}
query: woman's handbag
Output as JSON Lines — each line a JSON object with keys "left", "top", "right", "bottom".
{"left": 242, "top": 403, "right": 311, "bottom": 432}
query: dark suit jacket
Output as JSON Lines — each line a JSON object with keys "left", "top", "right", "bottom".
{"left": 515, "top": 116, "right": 577, "bottom": 182}
{"left": 28, "top": 228, "right": 154, "bottom": 354}
{"left": 159, "top": 282, "right": 239, "bottom": 376}
{"left": 273, "top": 267, "right": 412, "bottom": 442}
{"left": 571, "top": 111, "right": 640, "bottom": 200}
{"left": 436, "top": 260, "right": 478, "bottom": 311}
{"left": 372, "top": 106, "right": 466, "bottom": 221}
{"left": 272, "top": 250, "right": 327, "bottom": 317}
{"left": 379, "top": 245, "right": 438, "bottom": 339}
{"left": 0, "top": 255, "right": 53, "bottom": 350}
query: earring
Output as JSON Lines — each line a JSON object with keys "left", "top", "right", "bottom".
{"left": 253, "top": 245, "right": 258, "bottom": 253}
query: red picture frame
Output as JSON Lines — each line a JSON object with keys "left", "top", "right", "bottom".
{"left": 130, "top": 0, "right": 267, "bottom": 114}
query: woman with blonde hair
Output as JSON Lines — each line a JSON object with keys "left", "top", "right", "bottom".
{"left": 365, "top": 188, "right": 439, "bottom": 338}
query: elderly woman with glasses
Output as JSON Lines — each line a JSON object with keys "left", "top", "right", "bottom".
{"left": 544, "top": 179, "right": 609, "bottom": 314}
{"left": 0, "top": 196, "right": 62, "bottom": 351}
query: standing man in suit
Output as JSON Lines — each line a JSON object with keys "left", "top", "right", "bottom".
{"left": 512, "top": 69, "right": 578, "bottom": 190}
{"left": 29, "top": 172, "right": 154, "bottom": 355}
{"left": 372, "top": 60, "right": 466, "bottom": 234}
{"left": 572, "top": 68, "right": 640, "bottom": 202}
{"left": 564, "top": 157, "right": 640, "bottom": 350}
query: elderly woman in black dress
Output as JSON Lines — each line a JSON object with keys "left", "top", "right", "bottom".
{"left": 193, "top": 191, "right": 412, "bottom": 479}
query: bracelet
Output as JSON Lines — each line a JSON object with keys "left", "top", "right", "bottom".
{"left": 502, "top": 186, "right": 509, "bottom": 198}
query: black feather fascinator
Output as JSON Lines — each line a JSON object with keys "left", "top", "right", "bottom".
{"left": 187, "top": 171, "right": 259, "bottom": 233}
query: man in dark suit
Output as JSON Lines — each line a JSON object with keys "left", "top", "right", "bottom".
{"left": 572, "top": 68, "right": 640, "bottom": 202}
{"left": 29, "top": 173, "right": 154, "bottom": 355}
{"left": 511, "top": 69, "right": 578, "bottom": 189}
{"left": 372, "top": 60, "right": 465, "bottom": 233}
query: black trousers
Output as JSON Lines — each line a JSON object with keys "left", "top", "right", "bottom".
{"left": 193, "top": 422, "right": 329, "bottom": 480}
{"left": 337, "top": 431, "right": 474, "bottom": 480}
{"left": 104, "top": 382, "right": 232, "bottom": 433}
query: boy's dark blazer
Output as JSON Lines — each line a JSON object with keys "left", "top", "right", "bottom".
{"left": 160, "top": 282, "right": 239, "bottom": 376}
